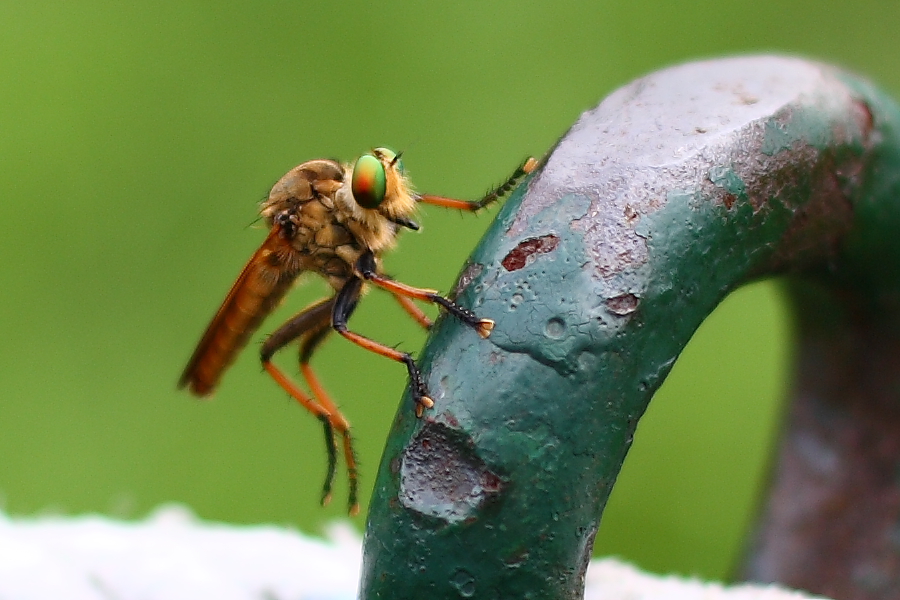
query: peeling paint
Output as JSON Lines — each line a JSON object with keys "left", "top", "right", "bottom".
{"left": 399, "top": 421, "right": 503, "bottom": 523}
{"left": 501, "top": 235, "right": 560, "bottom": 271}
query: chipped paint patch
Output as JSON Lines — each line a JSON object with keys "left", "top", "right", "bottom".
{"left": 501, "top": 235, "right": 560, "bottom": 271}
{"left": 399, "top": 421, "right": 503, "bottom": 523}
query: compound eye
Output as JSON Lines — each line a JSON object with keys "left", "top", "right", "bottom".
{"left": 352, "top": 154, "right": 387, "bottom": 209}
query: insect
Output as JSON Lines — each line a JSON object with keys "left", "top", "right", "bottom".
{"left": 179, "top": 147, "right": 537, "bottom": 514}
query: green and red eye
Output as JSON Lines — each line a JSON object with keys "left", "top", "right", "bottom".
{"left": 352, "top": 154, "right": 387, "bottom": 209}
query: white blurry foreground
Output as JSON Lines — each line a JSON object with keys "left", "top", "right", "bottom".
{"left": 0, "top": 505, "right": 827, "bottom": 600}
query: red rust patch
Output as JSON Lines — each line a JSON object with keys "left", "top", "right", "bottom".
{"left": 501, "top": 235, "right": 560, "bottom": 271}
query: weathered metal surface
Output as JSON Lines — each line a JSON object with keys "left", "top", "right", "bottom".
{"left": 740, "top": 81, "right": 900, "bottom": 598}
{"left": 740, "top": 312, "right": 900, "bottom": 599}
{"left": 360, "top": 56, "right": 900, "bottom": 599}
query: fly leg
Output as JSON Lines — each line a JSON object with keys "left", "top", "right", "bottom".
{"left": 355, "top": 252, "right": 494, "bottom": 339}
{"left": 417, "top": 156, "right": 538, "bottom": 211}
{"left": 333, "top": 277, "right": 434, "bottom": 418}
{"left": 297, "top": 319, "right": 360, "bottom": 513}
{"left": 261, "top": 296, "right": 360, "bottom": 516}
{"left": 392, "top": 292, "right": 433, "bottom": 330}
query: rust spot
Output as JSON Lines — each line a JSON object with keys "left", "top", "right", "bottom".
{"left": 723, "top": 193, "right": 737, "bottom": 209}
{"left": 762, "top": 155, "right": 856, "bottom": 275}
{"left": 501, "top": 235, "right": 560, "bottom": 271}
{"left": 606, "top": 293, "right": 639, "bottom": 316}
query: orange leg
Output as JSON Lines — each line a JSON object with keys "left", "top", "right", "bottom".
{"left": 300, "top": 363, "right": 358, "bottom": 508}
{"left": 363, "top": 271, "right": 493, "bottom": 339}
{"left": 417, "top": 157, "right": 538, "bottom": 211}
{"left": 336, "top": 328, "right": 434, "bottom": 418}
{"left": 261, "top": 297, "right": 360, "bottom": 515}
{"left": 298, "top": 322, "right": 359, "bottom": 515}
{"left": 392, "top": 292, "right": 433, "bottom": 330}
{"left": 340, "top": 254, "right": 499, "bottom": 417}
{"left": 333, "top": 277, "right": 434, "bottom": 417}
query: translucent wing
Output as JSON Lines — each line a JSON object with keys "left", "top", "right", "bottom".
{"left": 179, "top": 226, "right": 303, "bottom": 396}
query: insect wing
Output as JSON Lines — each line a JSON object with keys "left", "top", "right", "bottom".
{"left": 179, "top": 227, "right": 302, "bottom": 396}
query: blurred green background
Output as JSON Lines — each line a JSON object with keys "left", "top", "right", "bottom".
{"left": 0, "top": 0, "right": 895, "bottom": 583}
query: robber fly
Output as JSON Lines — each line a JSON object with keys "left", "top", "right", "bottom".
{"left": 179, "top": 147, "right": 537, "bottom": 514}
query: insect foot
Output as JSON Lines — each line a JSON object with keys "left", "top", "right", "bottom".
{"left": 402, "top": 354, "right": 434, "bottom": 418}
{"left": 427, "top": 294, "right": 495, "bottom": 339}
{"left": 475, "top": 319, "right": 495, "bottom": 339}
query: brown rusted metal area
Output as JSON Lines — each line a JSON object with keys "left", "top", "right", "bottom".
{"left": 764, "top": 99, "right": 874, "bottom": 277}
{"left": 737, "top": 86, "right": 900, "bottom": 600}
{"left": 500, "top": 234, "right": 560, "bottom": 271}
{"left": 742, "top": 296, "right": 900, "bottom": 599}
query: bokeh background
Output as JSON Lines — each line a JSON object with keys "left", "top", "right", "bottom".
{"left": 1, "top": 0, "right": 895, "bottom": 582}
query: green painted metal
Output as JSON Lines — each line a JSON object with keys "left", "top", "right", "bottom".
{"left": 360, "top": 56, "right": 900, "bottom": 599}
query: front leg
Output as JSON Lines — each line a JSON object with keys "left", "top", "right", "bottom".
{"left": 332, "top": 276, "right": 434, "bottom": 417}
{"left": 354, "top": 252, "right": 494, "bottom": 339}
{"left": 416, "top": 156, "right": 538, "bottom": 211}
